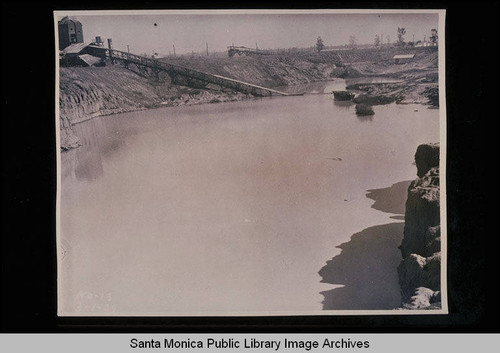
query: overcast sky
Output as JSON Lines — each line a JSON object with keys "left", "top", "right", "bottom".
{"left": 57, "top": 11, "right": 439, "bottom": 56}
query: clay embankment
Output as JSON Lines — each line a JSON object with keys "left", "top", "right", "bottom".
{"left": 161, "top": 54, "right": 342, "bottom": 87}
{"left": 59, "top": 66, "right": 250, "bottom": 150}
{"left": 59, "top": 54, "right": 342, "bottom": 150}
{"left": 398, "top": 143, "right": 442, "bottom": 309}
{"left": 59, "top": 47, "right": 438, "bottom": 150}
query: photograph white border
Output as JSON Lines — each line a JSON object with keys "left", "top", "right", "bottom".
{"left": 55, "top": 9, "right": 447, "bottom": 317}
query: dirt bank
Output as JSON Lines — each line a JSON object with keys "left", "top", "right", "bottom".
{"left": 161, "top": 54, "right": 342, "bottom": 87}
{"left": 59, "top": 66, "right": 252, "bottom": 150}
{"left": 59, "top": 47, "right": 439, "bottom": 150}
{"left": 59, "top": 53, "right": 344, "bottom": 150}
{"left": 398, "top": 143, "right": 442, "bottom": 309}
{"left": 346, "top": 48, "right": 439, "bottom": 106}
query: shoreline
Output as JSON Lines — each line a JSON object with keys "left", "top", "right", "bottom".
{"left": 61, "top": 79, "right": 436, "bottom": 151}
{"left": 319, "top": 180, "right": 410, "bottom": 310}
{"left": 59, "top": 47, "right": 438, "bottom": 151}
{"left": 69, "top": 93, "right": 265, "bottom": 127}
{"left": 59, "top": 95, "right": 439, "bottom": 314}
{"left": 319, "top": 222, "right": 405, "bottom": 310}
{"left": 319, "top": 144, "right": 442, "bottom": 311}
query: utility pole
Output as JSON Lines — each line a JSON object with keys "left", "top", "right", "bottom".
{"left": 206, "top": 42, "right": 209, "bottom": 56}
{"left": 127, "top": 45, "right": 130, "bottom": 53}
{"left": 173, "top": 44, "right": 176, "bottom": 56}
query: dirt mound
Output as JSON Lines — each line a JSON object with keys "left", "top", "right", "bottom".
{"left": 160, "top": 54, "right": 339, "bottom": 87}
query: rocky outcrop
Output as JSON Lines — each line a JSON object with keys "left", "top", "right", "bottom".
{"left": 352, "top": 93, "right": 395, "bottom": 106}
{"left": 414, "top": 143, "right": 440, "bottom": 178}
{"left": 333, "top": 90, "right": 355, "bottom": 101}
{"left": 398, "top": 253, "right": 441, "bottom": 308}
{"left": 59, "top": 115, "right": 81, "bottom": 151}
{"left": 355, "top": 103, "right": 374, "bottom": 116}
{"left": 398, "top": 143, "right": 441, "bottom": 309}
{"left": 399, "top": 166, "right": 440, "bottom": 258}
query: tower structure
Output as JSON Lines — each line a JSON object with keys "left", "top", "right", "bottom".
{"left": 58, "top": 16, "right": 84, "bottom": 50}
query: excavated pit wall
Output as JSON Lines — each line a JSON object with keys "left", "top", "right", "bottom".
{"left": 58, "top": 66, "right": 251, "bottom": 150}
{"left": 398, "top": 143, "right": 442, "bottom": 309}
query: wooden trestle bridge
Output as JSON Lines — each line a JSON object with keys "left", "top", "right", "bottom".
{"left": 91, "top": 46, "right": 291, "bottom": 97}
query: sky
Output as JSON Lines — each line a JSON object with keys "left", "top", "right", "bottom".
{"left": 56, "top": 11, "right": 440, "bottom": 56}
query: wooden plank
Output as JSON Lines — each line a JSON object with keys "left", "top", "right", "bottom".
{"left": 211, "top": 74, "right": 288, "bottom": 96}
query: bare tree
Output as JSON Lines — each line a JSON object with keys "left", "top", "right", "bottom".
{"left": 430, "top": 29, "right": 438, "bottom": 45}
{"left": 374, "top": 34, "right": 380, "bottom": 47}
{"left": 397, "top": 27, "right": 406, "bottom": 46}
{"left": 315, "top": 36, "right": 324, "bottom": 52}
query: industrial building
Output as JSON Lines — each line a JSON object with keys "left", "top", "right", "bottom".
{"left": 58, "top": 16, "right": 84, "bottom": 50}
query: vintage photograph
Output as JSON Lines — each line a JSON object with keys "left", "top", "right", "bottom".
{"left": 56, "top": 10, "right": 447, "bottom": 316}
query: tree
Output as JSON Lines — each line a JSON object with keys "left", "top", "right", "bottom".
{"left": 374, "top": 34, "right": 380, "bottom": 47}
{"left": 430, "top": 29, "right": 438, "bottom": 45}
{"left": 397, "top": 27, "right": 406, "bottom": 46}
{"left": 315, "top": 36, "right": 324, "bottom": 52}
{"left": 349, "top": 35, "right": 357, "bottom": 49}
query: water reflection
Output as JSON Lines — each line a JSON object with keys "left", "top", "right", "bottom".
{"left": 319, "top": 179, "right": 412, "bottom": 309}
{"left": 319, "top": 223, "right": 404, "bottom": 310}
{"left": 275, "top": 79, "right": 346, "bottom": 95}
{"left": 63, "top": 115, "right": 141, "bottom": 183}
{"left": 319, "top": 180, "right": 411, "bottom": 310}
{"left": 74, "top": 152, "right": 104, "bottom": 182}
{"left": 333, "top": 100, "right": 354, "bottom": 109}
{"left": 366, "top": 180, "right": 412, "bottom": 215}
{"left": 60, "top": 95, "right": 440, "bottom": 313}
{"left": 345, "top": 76, "right": 403, "bottom": 86}
{"left": 356, "top": 114, "right": 374, "bottom": 123}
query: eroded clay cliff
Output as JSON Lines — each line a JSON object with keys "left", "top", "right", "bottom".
{"left": 398, "top": 143, "right": 442, "bottom": 309}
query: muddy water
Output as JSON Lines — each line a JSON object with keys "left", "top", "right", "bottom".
{"left": 275, "top": 79, "right": 346, "bottom": 95}
{"left": 345, "top": 77, "right": 404, "bottom": 86}
{"left": 59, "top": 91, "right": 439, "bottom": 315}
{"left": 275, "top": 77, "right": 402, "bottom": 95}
